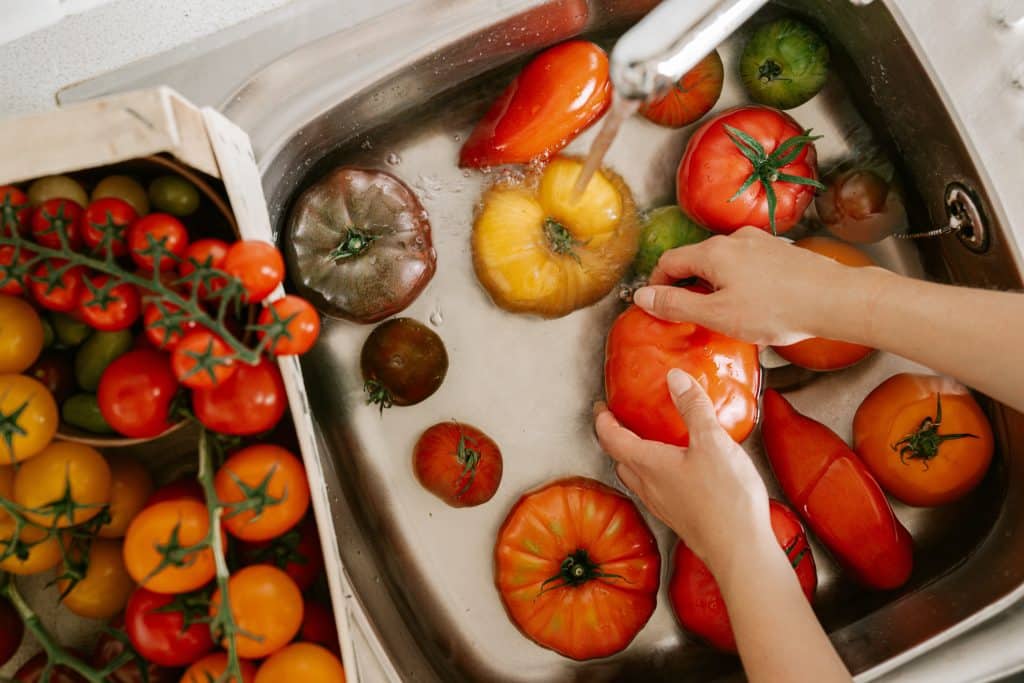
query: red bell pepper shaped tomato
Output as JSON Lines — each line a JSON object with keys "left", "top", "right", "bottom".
{"left": 761, "top": 389, "right": 913, "bottom": 590}
{"left": 459, "top": 40, "right": 611, "bottom": 168}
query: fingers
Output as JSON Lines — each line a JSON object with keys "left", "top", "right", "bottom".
{"left": 594, "top": 404, "right": 643, "bottom": 465}
{"left": 666, "top": 369, "right": 723, "bottom": 445}
{"left": 649, "top": 242, "right": 712, "bottom": 286}
{"left": 633, "top": 285, "right": 712, "bottom": 324}
{"left": 615, "top": 463, "right": 643, "bottom": 494}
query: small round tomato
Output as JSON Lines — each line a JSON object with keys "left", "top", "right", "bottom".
{"left": 413, "top": 422, "right": 502, "bottom": 507}
{"left": 0, "top": 294, "right": 44, "bottom": 373}
{"left": 90, "top": 621, "right": 178, "bottom": 683}
{"left": 171, "top": 330, "right": 236, "bottom": 389}
{"left": 13, "top": 651, "right": 88, "bottom": 683}
{"left": 125, "top": 587, "right": 215, "bottom": 667}
{"left": 145, "top": 477, "right": 204, "bottom": 507}
{"left": 149, "top": 175, "right": 200, "bottom": 217}
{"left": 238, "top": 516, "right": 323, "bottom": 591}
{"left": 128, "top": 213, "right": 190, "bottom": 271}
{"left": 83, "top": 197, "right": 136, "bottom": 257}
{"left": 255, "top": 643, "right": 346, "bottom": 683}
{"left": 98, "top": 349, "right": 179, "bottom": 438}
{"left": 361, "top": 318, "right": 448, "bottom": 410}
{"left": 28, "top": 175, "right": 87, "bottom": 209}
{"left": 181, "top": 654, "right": 256, "bottom": 683}
{"left": 740, "top": 18, "right": 830, "bottom": 110}
{"left": 192, "top": 358, "right": 287, "bottom": 435}
{"left": 26, "top": 350, "right": 76, "bottom": 404}
{"left": 178, "top": 238, "right": 229, "bottom": 299}
{"left": 300, "top": 601, "right": 340, "bottom": 655}
{"left": 257, "top": 295, "right": 320, "bottom": 356}
{"left": 123, "top": 499, "right": 216, "bottom": 594}
{"left": 92, "top": 175, "right": 149, "bottom": 215}
{"left": 640, "top": 50, "right": 724, "bottom": 128}
{"left": 223, "top": 240, "right": 284, "bottom": 303}
{"left": 57, "top": 537, "right": 134, "bottom": 618}
{"left": 215, "top": 444, "right": 310, "bottom": 542}
{"left": 143, "top": 301, "right": 201, "bottom": 350}
{"left": 0, "top": 245, "right": 34, "bottom": 295}
{"left": 0, "top": 596, "right": 23, "bottom": 667}
{"left": 31, "top": 198, "right": 84, "bottom": 249}
{"left": 853, "top": 373, "right": 995, "bottom": 506}
{"left": 0, "top": 185, "right": 30, "bottom": 236}
{"left": 817, "top": 168, "right": 908, "bottom": 244}
{"left": 77, "top": 275, "right": 141, "bottom": 331}
{"left": 0, "top": 526, "right": 65, "bottom": 575}
{"left": 29, "top": 260, "right": 86, "bottom": 313}
{"left": 100, "top": 454, "right": 155, "bottom": 538}
{"left": 210, "top": 564, "right": 304, "bottom": 658}
{"left": 14, "top": 441, "right": 111, "bottom": 527}
{"left": 0, "top": 374, "right": 58, "bottom": 464}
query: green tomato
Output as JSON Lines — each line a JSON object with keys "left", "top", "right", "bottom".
{"left": 92, "top": 175, "right": 150, "bottom": 215}
{"left": 740, "top": 18, "right": 830, "bottom": 110}
{"left": 62, "top": 394, "right": 114, "bottom": 434}
{"left": 40, "top": 316, "right": 54, "bottom": 349}
{"left": 633, "top": 206, "right": 711, "bottom": 277}
{"left": 50, "top": 312, "right": 91, "bottom": 348}
{"left": 74, "top": 329, "right": 133, "bottom": 391}
{"left": 27, "top": 175, "right": 88, "bottom": 208}
{"left": 149, "top": 175, "right": 200, "bottom": 216}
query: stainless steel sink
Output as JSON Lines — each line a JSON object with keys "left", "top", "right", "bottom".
{"left": 223, "top": 1, "right": 1024, "bottom": 680}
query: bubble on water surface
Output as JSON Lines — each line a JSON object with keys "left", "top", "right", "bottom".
{"left": 429, "top": 309, "right": 444, "bottom": 327}
{"left": 386, "top": 152, "right": 402, "bottom": 166}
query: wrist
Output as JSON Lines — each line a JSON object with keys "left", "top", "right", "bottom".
{"left": 802, "top": 263, "right": 897, "bottom": 343}
{"left": 704, "top": 523, "right": 781, "bottom": 596}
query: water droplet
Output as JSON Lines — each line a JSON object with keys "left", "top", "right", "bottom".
{"left": 429, "top": 309, "right": 444, "bottom": 326}
{"left": 386, "top": 152, "right": 402, "bottom": 166}
{"left": 390, "top": 354, "right": 405, "bottom": 368}
{"left": 453, "top": 133, "right": 462, "bottom": 142}
{"left": 461, "top": 170, "right": 471, "bottom": 178}
{"left": 360, "top": 138, "right": 373, "bottom": 150}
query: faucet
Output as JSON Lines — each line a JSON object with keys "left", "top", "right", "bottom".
{"left": 610, "top": 0, "right": 875, "bottom": 101}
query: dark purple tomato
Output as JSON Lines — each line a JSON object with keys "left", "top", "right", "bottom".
{"left": 25, "top": 350, "right": 75, "bottom": 404}
{"left": 361, "top": 317, "right": 448, "bottom": 411}
{"left": 0, "top": 596, "right": 23, "bottom": 667}
{"left": 14, "top": 652, "right": 88, "bottom": 683}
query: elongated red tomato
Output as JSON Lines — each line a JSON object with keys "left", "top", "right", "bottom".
{"left": 459, "top": 40, "right": 611, "bottom": 168}
{"left": 605, "top": 304, "right": 761, "bottom": 446}
{"left": 669, "top": 500, "right": 815, "bottom": 652}
{"left": 494, "top": 477, "right": 660, "bottom": 660}
{"left": 762, "top": 389, "right": 913, "bottom": 589}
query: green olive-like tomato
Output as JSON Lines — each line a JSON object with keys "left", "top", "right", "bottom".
{"left": 149, "top": 175, "right": 200, "bottom": 216}
{"left": 740, "top": 18, "right": 830, "bottom": 110}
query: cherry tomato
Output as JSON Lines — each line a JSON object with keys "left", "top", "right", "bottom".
{"left": 0, "top": 596, "right": 23, "bottom": 667}
{"left": 178, "top": 238, "right": 229, "bottom": 299}
{"left": 125, "top": 587, "right": 215, "bottom": 667}
{"left": 14, "top": 441, "right": 111, "bottom": 528}
{"left": 460, "top": 40, "right": 611, "bottom": 167}
{"left": 0, "top": 294, "right": 44, "bottom": 373}
{"left": 143, "top": 301, "right": 201, "bottom": 350}
{"left": 92, "top": 175, "right": 150, "bottom": 216}
{"left": 76, "top": 274, "right": 141, "bottom": 332}
{"left": 57, "top": 537, "right": 134, "bottom": 618}
{"left": 0, "top": 374, "right": 58, "bottom": 464}
{"left": 640, "top": 50, "right": 724, "bottom": 128}
{"left": 0, "top": 244, "right": 34, "bottom": 295}
{"left": 97, "top": 349, "right": 179, "bottom": 438}
{"left": 192, "top": 358, "right": 287, "bottom": 435}
{"left": 0, "top": 185, "right": 30, "bottom": 236}
{"left": 123, "top": 499, "right": 217, "bottom": 594}
{"left": 215, "top": 444, "right": 310, "bottom": 542}
{"left": 413, "top": 422, "right": 502, "bottom": 507}
{"left": 29, "top": 259, "right": 86, "bottom": 313}
{"left": 210, "top": 564, "right": 304, "bottom": 658}
{"left": 181, "top": 653, "right": 256, "bottom": 683}
{"left": 83, "top": 197, "right": 136, "bottom": 257}
{"left": 238, "top": 517, "right": 323, "bottom": 592}
{"left": 28, "top": 176, "right": 87, "bottom": 209}
{"left": 257, "top": 295, "right": 320, "bottom": 356}
{"left": 91, "top": 622, "right": 178, "bottom": 683}
{"left": 100, "top": 454, "right": 155, "bottom": 538}
{"left": 223, "top": 240, "right": 285, "bottom": 303}
{"left": 26, "top": 350, "right": 76, "bottom": 404}
{"left": 14, "top": 651, "right": 88, "bottom": 683}
{"left": 300, "top": 601, "right": 340, "bottom": 655}
{"left": 145, "top": 477, "right": 204, "bottom": 507}
{"left": 128, "top": 213, "right": 189, "bottom": 272}
{"left": 361, "top": 318, "right": 448, "bottom": 410}
{"left": 0, "top": 526, "right": 65, "bottom": 575}
{"left": 31, "top": 198, "right": 84, "bottom": 249}
{"left": 255, "top": 643, "right": 345, "bottom": 683}
{"left": 171, "top": 330, "right": 236, "bottom": 389}
{"left": 854, "top": 373, "right": 994, "bottom": 507}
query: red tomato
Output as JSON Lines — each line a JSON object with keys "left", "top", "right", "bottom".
{"left": 669, "top": 500, "right": 816, "bottom": 652}
{"left": 300, "top": 601, "right": 340, "bottom": 655}
{"left": 143, "top": 301, "right": 201, "bottom": 350}
{"left": 459, "top": 40, "right": 611, "bottom": 168}
{"left": 762, "top": 389, "right": 913, "bottom": 589}
{"left": 76, "top": 274, "right": 141, "bottom": 331}
{"left": 97, "top": 349, "right": 179, "bottom": 438}
{"left": 0, "top": 596, "right": 23, "bottom": 667}
{"left": 83, "top": 197, "right": 136, "bottom": 257}
{"left": 178, "top": 238, "right": 229, "bottom": 299}
{"left": 128, "top": 213, "right": 189, "bottom": 271}
{"left": 145, "top": 477, "right": 205, "bottom": 507}
{"left": 124, "top": 587, "right": 215, "bottom": 667}
{"left": 677, "top": 106, "right": 822, "bottom": 235}
{"left": 412, "top": 422, "right": 503, "bottom": 507}
{"left": 257, "top": 295, "right": 320, "bottom": 356}
{"left": 640, "top": 50, "right": 724, "bottom": 128}
{"left": 223, "top": 240, "right": 284, "bottom": 303}
{"left": 0, "top": 245, "right": 34, "bottom": 295}
{"left": 13, "top": 652, "right": 88, "bottom": 683}
{"left": 90, "top": 621, "right": 178, "bottom": 683}
{"left": 238, "top": 517, "right": 323, "bottom": 591}
{"left": 605, "top": 304, "right": 761, "bottom": 446}
{"left": 192, "top": 358, "right": 287, "bottom": 435}
{"left": 0, "top": 186, "right": 30, "bottom": 237}
{"left": 171, "top": 330, "right": 236, "bottom": 389}
{"left": 31, "top": 198, "right": 84, "bottom": 249}
{"left": 29, "top": 259, "right": 86, "bottom": 312}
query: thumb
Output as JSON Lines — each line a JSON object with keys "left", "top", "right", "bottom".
{"left": 666, "top": 369, "right": 722, "bottom": 445}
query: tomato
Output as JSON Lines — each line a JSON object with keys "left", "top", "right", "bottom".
{"left": 125, "top": 587, "right": 215, "bottom": 667}
{"left": 149, "top": 175, "right": 200, "bottom": 217}
{"left": 83, "top": 197, "right": 136, "bottom": 257}
{"left": 29, "top": 260, "right": 86, "bottom": 313}
{"left": 223, "top": 240, "right": 285, "bottom": 303}
{"left": 92, "top": 175, "right": 150, "bottom": 216}
{"left": 178, "top": 238, "right": 229, "bottom": 299}
{"left": 0, "top": 186, "right": 30, "bottom": 237}
{"left": 361, "top": 318, "right": 448, "bottom": 410}
{"left": 853, "top": 373, "right": 994, "bottom": 507}
{"left": 0, "top": 596, "right": 23, "bottom": 667}
{"left": 27, "top": 350, "right": 75, "bottom": 404}
{"left": 143, "top": 301, "right": 201, "bottom": 350}
{"left": 605, "top": 304, "right": 761, "bottom": 447}
{"left": 76, "top": 275, "right": 141, "bottom": 331}
{"left": 216, "top": 444, "right": 310, "bottom": 542}
{"left": 31, "top": 199, "right": 84, "bottom": 249}
{"left": 181, "top": 654, "right": 256, "bottom": 683}
{"left": 255, "top": 643, "right": 346, "bottom": 683}
{"left": 238, "top": 517, "right": 322, "bottom": 591}
{"left": 257, "top": 295, "right": 320, "bottom": 356}
{"left": 633, "top": 206, "right": 710, "bottom": 277}
{"left": 128, "top": 214, "right": 190, "bottom": 272}
{"left": 210, "top": 564, "right": 304, "bottom": 658}
{"left": 57, "top": 538, "right": 134, "bottom": 618}
{"left": 100, "top": 454, "right": 155, "bottom": 538}
{"left": 171, "top": 330, "right": 236, "bottom": 389}
{"left": 28, "top": 175, "right": 88, "bottom": 209}
{"left": 14, "top": 652, "right": 88, "bottom": 683}
{"left": 740, "top": 18, "right": 830, "bottom": 110}
{"left": 413, "top": 422, "right": 503, "bottom": 507}
{"left": 817, "top": 168, "right": 909, "bottom": 243}
{"left": 91, "top": 623, "right": 178, "bottom": 683}
{"left": 0, "top": 526, "right": 65, "bottom": 575}
{"left": 0, "top": 374, "right": 58, "bottom": 464}
{"left": 0, "top": 294, "right": 44, "bottom": 373}
{"left": 772, "top": 237, "right": 875, "bottom": 370}
{"left": 640, "top": 50, "right": 724, "bottom": 128}
{"left": 460, "top": 41, "right": 611, "bottom": 167}
{"left": 669, "top": 500, "right": 815, "bottom": 652}
{"left": 300, "top": 601, "right": 340, "bottom": 655}
{"left": 762, "top": 389, "right": 913, "bottom": 589}
{"left": 98, "top": 349, "right": 179, "bottom": 438}
{"left": 0, "top": 244, "right": 34, "bottom": 295}
{"left": 13, "top": 441, "right": 111, "bottom": 527}
{"left": 123, "top": 499, "right": 217, "bottom": 594}
{"left": 677, "top": 106, "right": 822, "bottom": 235}
{"left": 145, "top": 477, "right": 205, "bottom": 507}
{"left": 192, "top": 358, "right": 287, "bottom": 435}
{"left": 75, "top": 329, "right": 133, "bottom": 391}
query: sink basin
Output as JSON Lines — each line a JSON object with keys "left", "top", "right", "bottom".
{"left": 224, "top": 0, "right": 1024, "bottom": 680}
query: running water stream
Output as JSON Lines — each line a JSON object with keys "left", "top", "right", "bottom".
{"left": 570, "top": 94, "right": 641, "bottom": 200}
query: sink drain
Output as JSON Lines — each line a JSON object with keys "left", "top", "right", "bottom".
{"left": 893, "top": 182, "right": 989, "bottom": 253}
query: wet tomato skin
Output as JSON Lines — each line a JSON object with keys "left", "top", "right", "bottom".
{"left": 123, "top": 587, "right": 215, "bottom": 667}
{"left": 361, "top": 317, "right": 448, "bottom": 408}
{"left": 413, "top": 422, "right": 503, "bottom": 507}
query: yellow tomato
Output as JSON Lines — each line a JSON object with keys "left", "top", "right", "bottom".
{"left": 58, "top": 538, "right": 135, "bottom": 619}
{"left": 28, "top": 175, "right": 88, "bottom": 208}
{"left": 472, "top": 157, "right": 639, "bottom": 317}
{"left": 0, "top": 295, "right": 44, "bottom": 374}
{"left": 0, "top": 374, "right": 58, "bottom": 464}
{"left": 92, "top": 175, "right": 150, "bottom": 215}
{"left": 0, "top": 465, "right": 13, "bottom": 531}
{"left": 0, "top": 526, "right": 64, "bottom": 575}
{"left": 13, "top": 441, "right": 111, "bottom": 528}
{"left": 99, "top": 454, "right": 154, "bottom": 538}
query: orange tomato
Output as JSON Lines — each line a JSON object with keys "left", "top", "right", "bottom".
{"left": 853, "top": 373, "right": 994, "bottom": 506}
{"left": 0, "top": 525, "right": 64, "bottom": 575}
{"left": 57, "top": 538, "right": 135, "bottom": 619}
{"left": 210, "top": 565, "right": 303, "bottom": 659}
{"left": 123, "top": 499, "right": 216, "bottom": 594}
{"left": 255, "top": 643, "right": 345, "bottom": 683}
{"left": 181, "top": 653, "right": 256, "bottom": 683}
{"left": 100, "top": 454, "right": 154, "bottom": 538}
{"left": 214, "top": 444, "right": 310, "bottom": 542}
{"left": 639, "top": 50, "right": 724, "bottom": 128}
{"left": 773, "top": 237, "right": 876, "bottom": 370}
{"left": 13, "top": 441, "right": 111, "bottom": 528}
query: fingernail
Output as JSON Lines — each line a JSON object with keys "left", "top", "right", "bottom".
{"left": 667, "top": 368, "right": 692, "bottom": 395}
{"left": 633, "top": 287, "right": 654, "bottom": 310}
{"left": 592, "top": 401, "right": 607, "bottom": 417}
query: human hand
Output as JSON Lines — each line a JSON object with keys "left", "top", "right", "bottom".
{"left": 594, "top": 367, "right": 771, "bottom": 577}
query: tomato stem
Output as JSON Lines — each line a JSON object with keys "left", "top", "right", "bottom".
{"left": 537, "top": 548, "right": 628, "bottom": 595}
{"left": 892, "top": 393, "right": 978, "bottom": 469}
{"left": 757, "top": 59, "right": 789, "bottom": 84}
{"left": 329, "top": 228, "right": 377, "bottom": 262}
{"left": 363, "top": 379, "right": 394, "bottom": 414}
{"left": 543, "top": 218, "right": 583, "bottom": 263}
{"left": 454, "top": 430, "right": 481, "bottom": 500}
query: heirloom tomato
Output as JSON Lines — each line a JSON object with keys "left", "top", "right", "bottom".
{"left": 57, "top": 538, "right": 134, "bottom": 619}
{"left": 83, "top": 197, "right": 136, "bottom": 257}
{"left": 632, "top": 206, "right": 710, "bottom": 278}
{"left": 210, "top": 564, "right": 304, "bottom": 658}
{"left": 361, "top": 318, "right": 448, "bottom": 410}
{"left": 740, "top": 18, "right": 830, "bottom": 109}
{"left": 413, "top": 421, "right": 503, "bottom": 507}
{"left": 0, "top": 294, "right": 44, "bottom": 373}
{"left": 215, "top": 444, "right": 310, "bottom": 541}
{"left": 0, "top": 373, "right": 58, "bottom": 464}
{"left": 640, "top": 51, "right": 724, "bottom": 128}
{"left": 192, "top": 357, "right": 287, "bottom": 435}
{"left": 817, "top": 168, "right": 909, "bottom": 243}
{"left": 123, "top": 499, "right": 217, "bottom": 594}
{"left": 124, "top": 587, "right": 215, "bottom": 667}
{"left": 255, "top": 643, "right": 346, "bottom": 683}
{"left": 97, "top": 349, "right": 179, "bottom": 438}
